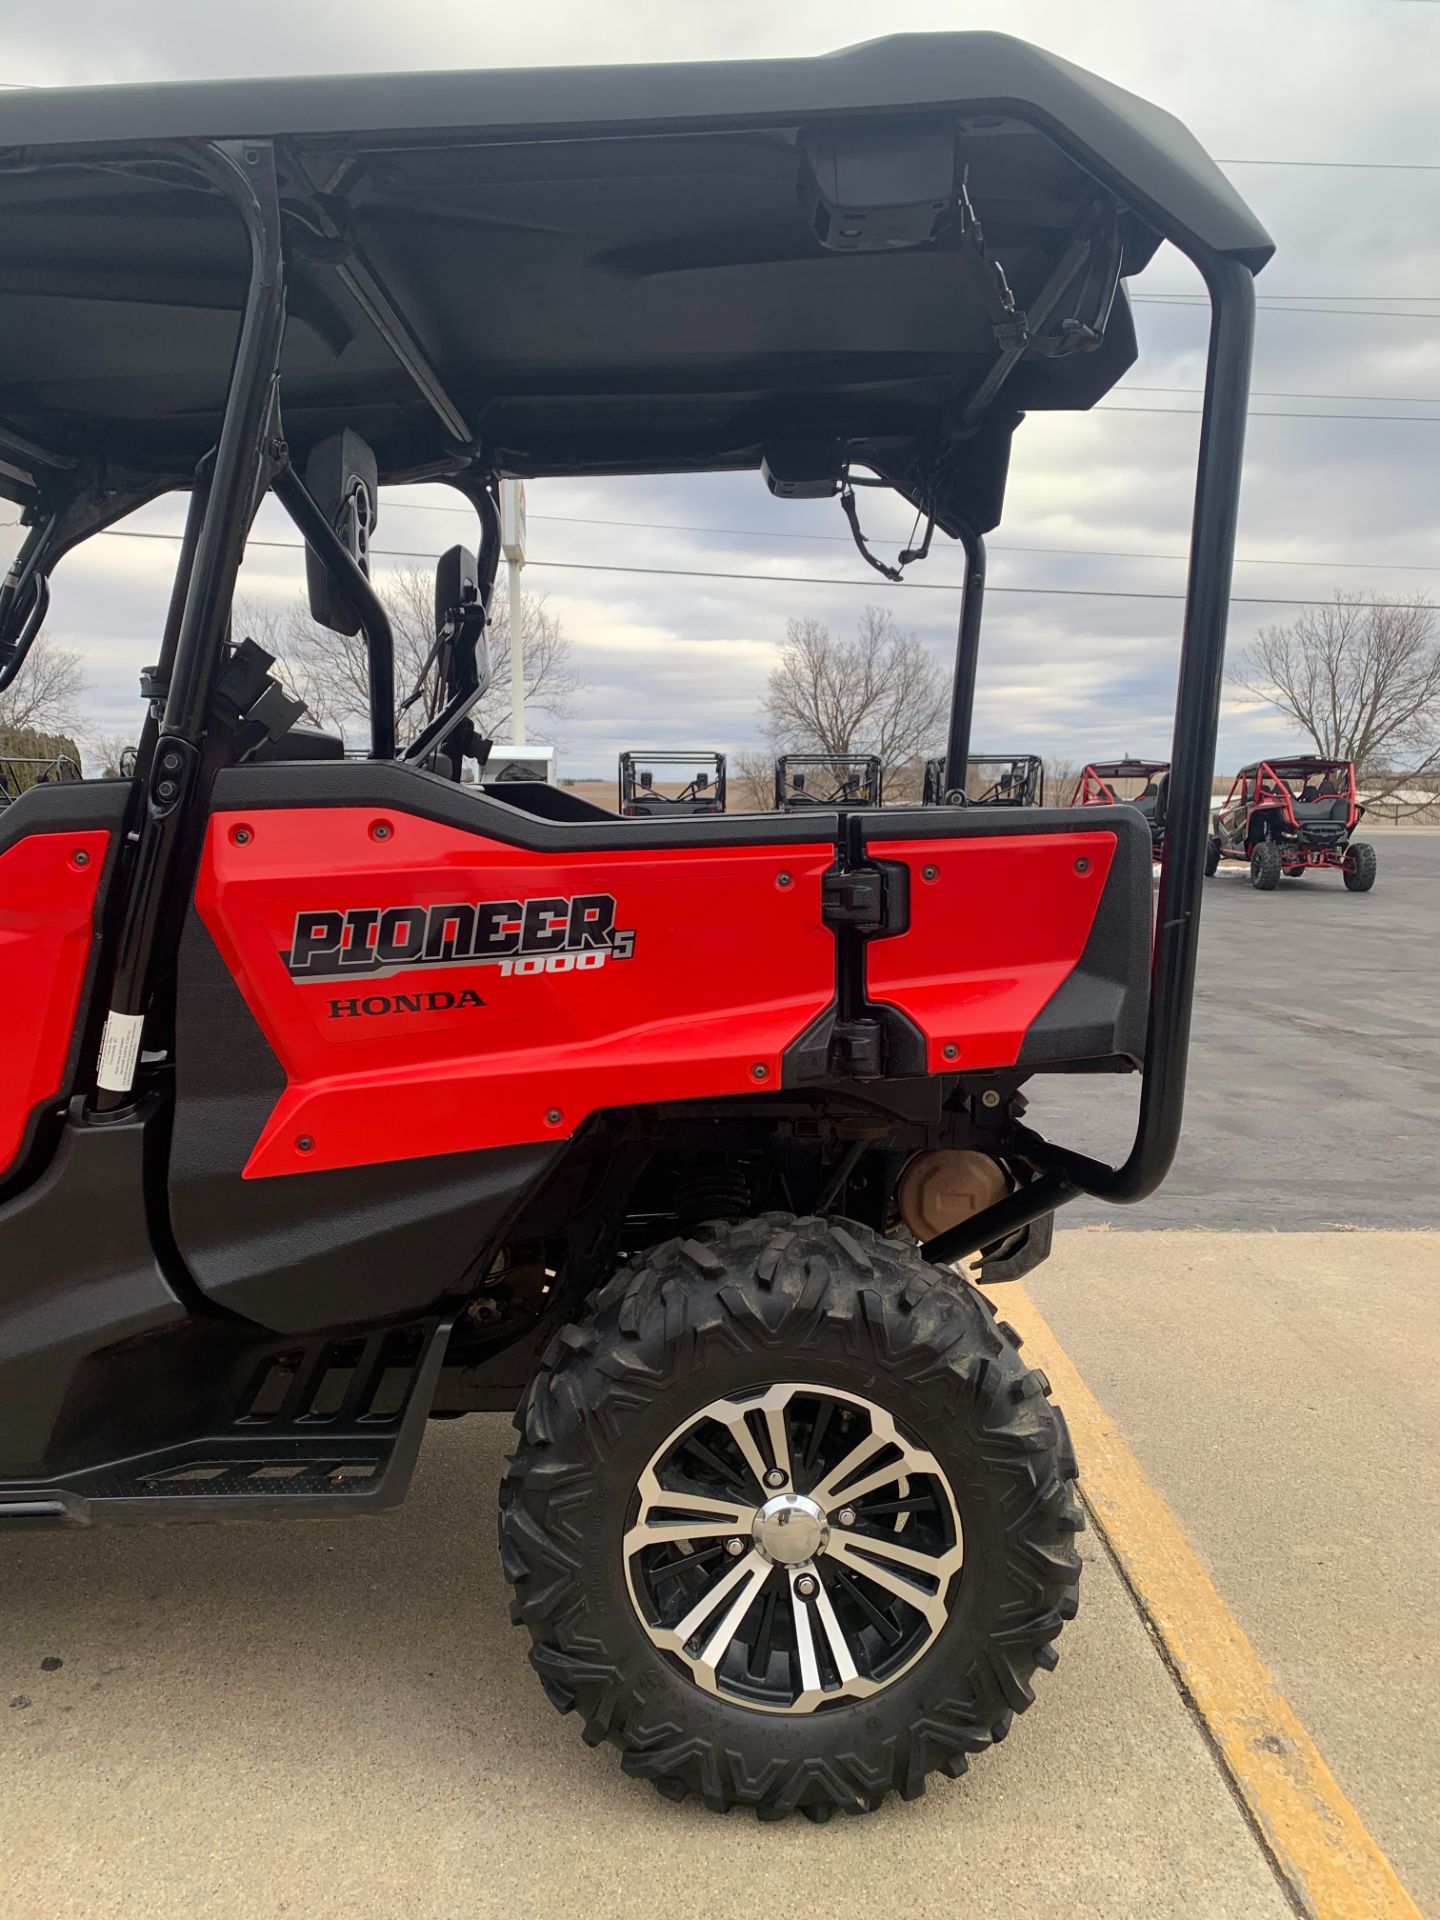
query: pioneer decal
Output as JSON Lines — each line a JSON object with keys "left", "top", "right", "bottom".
{"left": 282, "top": 894, "right": 635, "bottom": 983}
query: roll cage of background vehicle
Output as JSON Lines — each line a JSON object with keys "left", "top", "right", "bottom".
{"left": 0, "top": 35, "right": 1270, "bottom": 1489}
{"left": 1074, "top": 757, "right": 1170, "bottom": 849}
{"left": 922, "top": 753, "right": 1044, "bottom": 807}
{"left": 619, "top": 750, "right": 727, "bottom": 817}
{"left": 774, "top": 753, "right": 884, "bottom": 811}
{"left": 0, "top": 752, "right": 82, "bottom": 807}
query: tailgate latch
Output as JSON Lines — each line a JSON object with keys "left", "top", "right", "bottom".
{"left": 821, "top": 865, "right": 906, "bottom": 934}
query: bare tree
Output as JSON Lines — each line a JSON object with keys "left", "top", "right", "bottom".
{"left": 0, "top": 634, "right": 86, "bottom": 737}
{"left": 238, "top": 567, "right": 581, "bottom": 750}
{"left": 83, "top": 731, "right": 138, "bottom": 778}
{"left": 731, "top": 750, "right": 778, "bottom": 811}
{"left": 885, "top": 755, "right": 927, "bottom": 804}
{"left": 1231, "top": 593, "right": 1440, "bottom": 795}
{"left": 1045, "top": 756, "right": 1081, "bottom": 806}
{"left": 761, "top": 608, "right": 948, "bottom": 774}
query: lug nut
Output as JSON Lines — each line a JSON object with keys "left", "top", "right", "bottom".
{"left": 794, "top": 1574, "right": 818, "bottom": 1599}
{"left": 725, "top": 1537, "right": 745, "bottom": 1558}
{"left": 763, "top": 1468, "right": 787, "bottom": 1490}
{"left": 837, "top": 1507, "right": 857, "bottom": 1528}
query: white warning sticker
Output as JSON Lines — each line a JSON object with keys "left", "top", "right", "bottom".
{"left": 96, "top": 1010, "right": 146, "bottom": 1093}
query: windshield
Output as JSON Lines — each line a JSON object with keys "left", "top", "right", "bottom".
{"left": 966, "top": 760, "right": 1024, "bottom": 799}
{"left": 1103, "top": 769, "right": 1163, "bottom": 802}
{"left": 628, "top": 758, "right": 719, "bottom": 796}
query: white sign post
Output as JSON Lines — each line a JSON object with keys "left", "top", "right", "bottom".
{"left": 499, "top": 478, "right": 527, "bottom": 745}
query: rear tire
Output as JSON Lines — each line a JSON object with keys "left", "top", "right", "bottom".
{"left": 1204, "top": 835, "right": 1221, "bottom": 877}
{"left": 1250, "top": 841, "right": 1282, "bottom": 890}
{"left": 1344, "top": 841, "right": 1378, "bottom": 892}
{"left": 500, "top": 1215, "right": 1082, "bottom": 1820}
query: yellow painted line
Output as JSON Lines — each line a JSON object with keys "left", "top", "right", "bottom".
{"left": 991, "top": 1281, "right": 1423, "bottom": 1920}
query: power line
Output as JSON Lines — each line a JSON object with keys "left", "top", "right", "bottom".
{"left": 1140, "top": 294, "right": 1440, "bottom": 302}
{"left": 1216, "top": 155, "right": 1440, "bottom": 172}
{"left": 375, "top": 500, "right": 1440, "bottom": 574}
{"left": 1134, "top": 297, "right": 1440, "bottom": 321}
{"left": 1123, "top": 385, "right": 1440, "bottom": 405}
{"left": 95, "top": 524, "right": 1438, "bottom": 611}
{"left": 522, "top": 560, "right": 1438, "bottom": 612}
{"left": 1098, "top": 404, "right": 1440, "bottom": 422}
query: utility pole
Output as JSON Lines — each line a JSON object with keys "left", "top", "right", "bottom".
{"left": 499, "top": 478, "right": 527, "bottom": 744}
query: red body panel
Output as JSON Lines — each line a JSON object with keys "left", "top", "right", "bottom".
{"left": 865, "top": 832, "right": 1117, "bottom": 1072}
{"left": 0, "top": 829, "right": 109, "bottom": 1177}
{"left": 195, "top": 808, "right": 836, "bottom": 1178}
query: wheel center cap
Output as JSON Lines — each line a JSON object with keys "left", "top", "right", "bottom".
{"left": 753, "top": 1493, "right": 829, "bottom": 1566}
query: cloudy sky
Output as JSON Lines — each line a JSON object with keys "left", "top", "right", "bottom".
{"left": 4, "top": 0, "right": 1438, "bottom": 777}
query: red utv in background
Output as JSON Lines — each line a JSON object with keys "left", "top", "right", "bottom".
{"left": 1072, "top": 759, "right": 1170, "bottom": 853}
{"left": 1206, "top": 756, "right": 1375, "bottom": 890}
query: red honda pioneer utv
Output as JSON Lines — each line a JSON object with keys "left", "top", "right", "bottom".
{"left": 0, "top": 37, "right": 1269, "bottom": 1822}
{"left": 1206, "top": 756, "right": 1375, "bottom": 890}
{"left": 619, "top": 750, "right": 727, "bottom": 818}
{"left": 1073, "top": 758, "right": 1170, "bottom": 854}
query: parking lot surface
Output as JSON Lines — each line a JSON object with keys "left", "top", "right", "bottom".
{"left": 1, "top": 1413, "right": 1295, "bottom": 1920}
{"left": 1034, "top": 832, "right": 1440, "bottom": 1229}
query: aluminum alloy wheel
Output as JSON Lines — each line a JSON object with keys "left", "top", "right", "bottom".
{"left": 622, "top": 1382, "right": 963, "bottom": 1714}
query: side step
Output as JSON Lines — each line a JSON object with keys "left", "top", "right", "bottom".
{"left": 0, "top": 1318, "right": 452, "bottom": 1528}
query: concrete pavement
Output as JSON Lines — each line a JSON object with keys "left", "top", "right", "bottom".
{"left": 1028, "top": 1228, "right": 1440, "bottom": 1915}
{"left": 1, "top": 1408, "right": 1294, "bottom": 1920}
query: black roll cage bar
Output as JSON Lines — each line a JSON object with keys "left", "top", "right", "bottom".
{"left": 619, "top": 749, "right": 728, "bottom": 812}
{"left": 2, "top": 124, "right": 1258, "bottom": 1252}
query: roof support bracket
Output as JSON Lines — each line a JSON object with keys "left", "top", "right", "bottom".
{"left": 281, "top": 146, "right": 477, "bottom": 452}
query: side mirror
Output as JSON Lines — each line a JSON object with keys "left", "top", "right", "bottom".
{"left": 304, "top": 430, "right": 378, "bottom": 634}
{"left": 434, "top": 543, "right": 480, "bottom": 638}
{"left": 695, "top": 772, "right": 709, "bottom": 791}
{"left": 639, "top": 770, "right": 653, "bottom": 790}
{"left": 792, "top": 773, "right": 805, "bottom": 791}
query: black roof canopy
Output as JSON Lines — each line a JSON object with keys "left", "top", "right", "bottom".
{"left": 0, "top": 32, "right": 1271, "bottom": 531}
